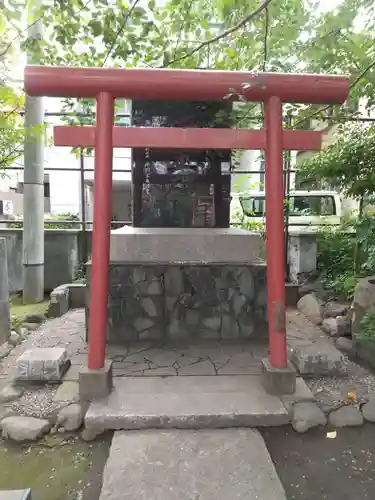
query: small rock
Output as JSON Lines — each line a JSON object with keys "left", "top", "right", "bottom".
{"left": 23, "top": 313, "right": 46, "bottom": 324}
{"left": 335, "top": 337, "right": 355, "bottom": 355}
{"left": 19, "top": 327, "right": 29, "bottom": 340}
{"left": 324, "top": 301, "right": 349, "bottom": 318}
{"left": 362, "top": 399, "right": 375, "bottom": 422}
{"left": 0, "top": 343, "right": 12, "bottom": 360}
{"left": 22, "top": 323, "right": 39, "bottom": 332}
{"left": 297, "top": 293, "right": 324, "bottom": 325}
{"left": 81, "top": 426, "right": 102, "bottom": 441}
{"left": 56, "top": 404, "right": 84, "bottom": 431}
{"left": 1, "top": 416, "right": 51, "bottom": 441}
{"left": 292, "top": 401, "right": 327, "bottom": 433}
{"left": 299, "top": 280, "right": 326, "bottom": 300}
{"left": 0, "top": 385, "right": 24, "bottom": 403}
{"left": 321, "top": 318, "right": 338, "bottom": 337}
{"left": 329, "top": 405, "right": 363, "bottom": 427}
{"left": 8, "top": 331, "right": 22, "bottom": 347}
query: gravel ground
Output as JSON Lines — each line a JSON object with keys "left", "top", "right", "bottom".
{"left": 10, "top": 385, "right": 65, "bottom": 419}
{"left": 262, "top": 424, "right": 375, "bottom": 500}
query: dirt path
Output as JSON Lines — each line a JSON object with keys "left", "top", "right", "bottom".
{"left": 262, "top": 424, "right": 375, "bottom": 500}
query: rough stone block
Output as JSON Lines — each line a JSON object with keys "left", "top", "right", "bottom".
{"left": 79, "top": 360, "right": 113, "bottom": 401}
{"left": 297, "top": 293, "right": 324, "bottom": 325}
{"left": 49, "top": 285, "right": 70, "bottom": 318}
{"left": 0, "top": 490, "right": 32, "bottom": 500}
{"left": 290, "top": 346, "right": 344, "bottom": 375}
{"left": 261, "top": 358, "right": 296, "bottom": 395}
{"left": 15, "top": 348, "right": 70, "bottom": 382}
{"left": 1, "top": 416, "right": 51, "bottom": 441}
{"left": 362, "top": 399, "right": 375, "bottom": 422}
{"left": 68, "top": 283, "right": 86, "bottom": 309}
{"left": 292, "top": 401, "right": 327, "bottom": 433}
{"left": 329, "top": 405, "right": 363, "bottom": 427}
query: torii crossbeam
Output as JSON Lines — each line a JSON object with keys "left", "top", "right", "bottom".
{"left": 24, "top": 66, "right": 349, "bottom": 382}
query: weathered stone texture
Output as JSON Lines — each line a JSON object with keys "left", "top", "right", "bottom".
{"left": 15, "top": 347, "right": 69, "bottom": 382}
{"left": 90, "top": 264, "right": 268, "bottom": 343}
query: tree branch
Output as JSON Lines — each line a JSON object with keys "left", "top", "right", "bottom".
{"left": 101, "top": 0, "right": 142, "bottom": 67}
{"left": 163, "top": 0, "right": 273, "bottom": 67}
{"left": 293, "top": 58, "right": 375, "bottom": 129}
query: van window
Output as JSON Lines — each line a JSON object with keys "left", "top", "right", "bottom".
{"left": 240, "top": 195, "right": 336, "bottom": 217}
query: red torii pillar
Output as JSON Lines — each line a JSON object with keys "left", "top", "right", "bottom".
{"left": 24, "top": 66, "right": 349, "bottom": 384}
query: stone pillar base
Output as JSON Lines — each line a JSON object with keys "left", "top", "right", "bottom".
{"left": 79, "top": 360, "right": 113, "bottom": 401}
{"left": 261, "top": 358, "right": 296, "bottom": 395}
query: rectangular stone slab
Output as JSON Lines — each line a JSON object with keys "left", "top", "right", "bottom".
{"left": 85, "top": 375, "right": 289, "bottom": 433}
{"left": 99, "top": 429, "right": 287, "bottom": 500}
{"left": 109, "top": 227, "right": 265, "bottom": 264}
{"left": 15, "top": 348, "right": 69, "bottom": 382}
{"left": 0, "top": 490, "right": 32, "bottom": 500}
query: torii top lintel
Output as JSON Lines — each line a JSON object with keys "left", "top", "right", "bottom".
{"left": 24, "top": 65, "right": 349, "bottom": 104}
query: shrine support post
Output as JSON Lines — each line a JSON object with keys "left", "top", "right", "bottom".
{"left": 87, "top": 92, "right": 114, "bottom": 370}
{"left": 264, "top": 96, "right": 287, "bottom": 369}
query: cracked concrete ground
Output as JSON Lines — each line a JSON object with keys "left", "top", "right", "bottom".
{"left": 0, "top": 308, "right": 356, "bottom": 381}
{"left": 2, "top": 308, "right": 375, "bottom": 418}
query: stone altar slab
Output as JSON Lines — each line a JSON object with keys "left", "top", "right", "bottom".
{"left": 110, "top": 227, "right": 265, "bottom": 263}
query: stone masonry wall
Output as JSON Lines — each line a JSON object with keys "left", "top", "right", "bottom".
{"left": 101, "top": 264, "right": 268, "bottom": 343}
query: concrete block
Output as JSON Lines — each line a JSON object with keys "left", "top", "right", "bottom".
{"left": 79, "top": 360, "right": 113, "bottom": 401}
{"left": 290, "top": 345, "right": 344, "bottom": 375}
{"left": 48, "top": 285, "right": 69, "bottom": 318}
{"left": 288, "top": 233, "right": 317, "bottom": 285}
{"left": 109, "top": 227, "right": 264, "bottom": 264}
{"left": 261, "top": 358, "right": 296, "bottom": 395}
{"left": 84, "top": 376, "right": 289, "bottom": 436}
{"left": 0, "top": 490, "right": 31, "bottom": 500}
{"left": 98, "top": 429, "right": 287, "bottom": 500}
{"left": 15, "top": 348, "right": 70, "bottom": 382}
{"left": 68, "top": 283, "right": 86, "bottom": 309}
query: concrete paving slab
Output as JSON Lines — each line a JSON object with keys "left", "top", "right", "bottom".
{"left": 99, "top": 429, "right": 287, "bottom": 500}
{"left": 85, "top": 375, "right": 289, "bottom": 435}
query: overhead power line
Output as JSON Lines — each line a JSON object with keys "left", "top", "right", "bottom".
{"left": 293, "top": 58, "right": 375, "bottom": 129}
{"left": 163, "top": 0, "right": 273, "bottom": 67}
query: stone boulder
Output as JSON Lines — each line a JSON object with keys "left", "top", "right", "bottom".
{"left": 336, "top": 315, "right": 351, "bottom": 336}
{"left": 299, "top": 280, "right": 326, "bottom": 301}
{"left": 352, "top": 277, "right": 375, "bottom": 341}
{"left": 0, "top": 385, "right": 24, "bottom": 403}
{"left": 329, "top": 406, "right": 363, "bottom": 427}
{"left": 335, "top": 337, "right": 355, "bottom": 355}
{"left": 297, "top": 293, "right": 324, "bottom": 325}
{"left": 56, "top": 404, "right": 84, "bottom": 431}
{"left": 1, "top": 416, "right": 51, "bottom": 441}
{"left": 321, "top": 318, "right": 338, "bottom": 337}
{"left": 292, "top": 402, "right": 327, "bottom": 433}
{"left": 323, "top": 301, "right": 349, "bottom": 319}
{"left": 362, "top": 399, "right": 375, "bottom": 422}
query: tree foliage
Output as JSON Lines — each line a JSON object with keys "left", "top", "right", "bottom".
{"left": 1, "top": 2, "right": 26, "bottom": 170}
{"left": 298, "top": 123, "right": 375, "bottom": 202}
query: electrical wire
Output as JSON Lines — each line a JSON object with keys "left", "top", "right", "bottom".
{"left": 163, "top": 0, "right": 273, "bottom": 67}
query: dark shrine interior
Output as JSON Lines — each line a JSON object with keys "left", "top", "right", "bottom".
{"left": 131, "top": 100, "right": 233, "bottom": 229}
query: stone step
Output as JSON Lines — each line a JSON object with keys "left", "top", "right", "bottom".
{"left": 99, "top": 429, "right": 287, "bottom": 500}
{"left": 84, "top": 375, "right": 289, "bottom": 436}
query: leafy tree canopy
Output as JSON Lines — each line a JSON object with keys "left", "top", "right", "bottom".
{"left": 298, "top": 123, "right": 375, "bottom": 200}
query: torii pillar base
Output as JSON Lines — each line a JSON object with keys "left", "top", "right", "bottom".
{"left": 261, "top": 358, "right": 296, "bottom": 395}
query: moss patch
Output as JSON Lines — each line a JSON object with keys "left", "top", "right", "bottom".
{"left": 11, "top": 297, "right": 49, "bottom": 329}
{"left": 0, "top": 433, "right": 111, "bottom": 500}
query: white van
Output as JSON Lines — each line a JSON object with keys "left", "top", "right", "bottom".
{"left": 230, "top": 190, "right": 342, "bottom": 231}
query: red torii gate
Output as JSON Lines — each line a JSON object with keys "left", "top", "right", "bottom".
{"left": 24, "top": 66, "right": 349, "bottom": 380}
